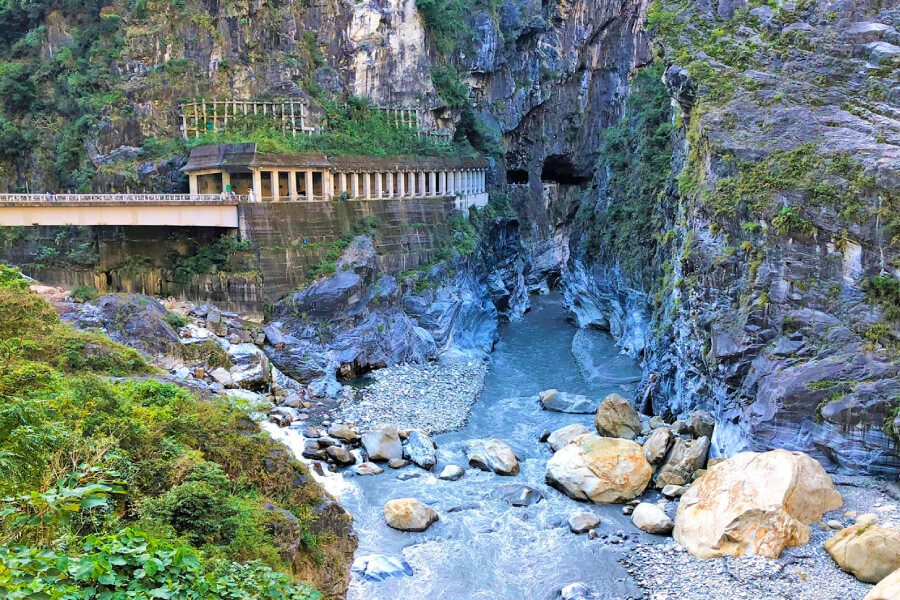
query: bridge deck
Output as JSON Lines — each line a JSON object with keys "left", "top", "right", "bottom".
{"left": 0, "top": 194, "right": 240, "bottom": 227}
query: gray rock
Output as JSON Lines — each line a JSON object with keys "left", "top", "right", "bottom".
{"left": 539, "top": 389, "right": 597, "bottom": 413}
{"left": 326, "top": 445, "right": 355, "bottom": 466}
{"left": 656, "top": 436, "right": 710, "bottom": 488}
{"left": 403, "top": 430, "right": 437, "bottom": 470}
{"left": 688, "top": 410, "right": 715, "bottom": 440}
{"left": 362, "top": 424, "right": 403, "bottom": 461}
{"left": 492, "top": 483, "right": 544, "bottom": 506}
{"left": 438, "top": 465, "right": 465, "bottom": 481}
{"left": 465, "top": 439, "right": 520, "bottom": 476}
{"left": 568, "top": 512, "right": 601, "bottom": 533}
{"left": 644, "top": 427, "right": 675, "bottom": 465}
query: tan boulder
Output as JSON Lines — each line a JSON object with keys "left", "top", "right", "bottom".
{"left": 383, "top": 498, "right": 439, "bottom": 532}
{"left": 594, "top": 394, "right": 642, "bottom": 439}
{"left": 632, "top": 502, "right": 674, "bottom": 534}
{"left": 673, "top": 449, "right": 842, "bottom": 559}
{"left": 465, "top": 439, "right": 519, "bottom": 476}
{"left": 655, "top": 436, "right": 709, "bottom": 488}
{"left": 825, "top": 516, "right": 900, "bottom": 583}
{"left": 547, "top": 424, "right": 591, "bottom": 452}
{"left": 545, "top": 434, "right": 652, "bottom": 504}
{"left": 865, "top": 567, "right": 900, "bottom": 600}
{"left": 643, "top": 427, "right": 674, "bottom": 465}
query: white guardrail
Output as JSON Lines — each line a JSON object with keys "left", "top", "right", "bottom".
{"left": 0, "top": 194, "right": 244, "bottom": 203}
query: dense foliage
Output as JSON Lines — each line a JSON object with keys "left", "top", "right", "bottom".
{"left": 0, "top": 265, "right": 325, "bottom": 599}
{"left": 188, "top": 97, "right": 475, "bottom": 158}
{"left": 576, "top": 62, "right": 673, "bottom": 276}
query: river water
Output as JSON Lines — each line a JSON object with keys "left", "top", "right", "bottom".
{"left": 270, "top": 294, "right": 647, "bottom": 599}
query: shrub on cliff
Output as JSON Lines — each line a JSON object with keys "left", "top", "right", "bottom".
{"left": 0, "top": 267, "right": 328, "bottom": 598}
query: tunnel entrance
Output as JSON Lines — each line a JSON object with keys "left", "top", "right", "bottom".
{"left": 540, "top": 154, "right": 590, "bottom": 185}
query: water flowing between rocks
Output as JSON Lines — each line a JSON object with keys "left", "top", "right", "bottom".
{"left": 270, "top": 294, "right": 651, "bottom": 599}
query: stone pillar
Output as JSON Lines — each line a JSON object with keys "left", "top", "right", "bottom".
{"left": 397, "top": 171, "right": 405, "bottom": 197}
{"left": 252, "top": 170, "right": 262, "bottom": 201}
{"left": 375, "top": 172, "right": 383, "bottom": 198}
{"left": 305, "top": 170, "right": 314, "bottom": 202}
{"left": 351, "top": 173, "right": 360, "bottom": 198}
{"left": 339, "top": 173, "right": 347, "bottom": 196}
{"left": 387, "top": 172, "right": 394, "bottom": 197}
{"left": 418, "top": 171, "right": 426, "bottom": 197}
{"left": 189, "top": 174, "right": 198, "bottom": 195}
{"left": 455, "top": 171, "right": 463, "bottom": 195}
{"left": 363, "top": 172, "right": 372, "bottom": 199}
{"left": 438, "top": 171, "right": 446, "bottom": 195}
{"left": 407, "top": 171, "right": 415, "bottom": 196}
{"left": 288, "top": 170, "right": 297, "bottom": 200}
{"left": 271, "top": 170, "right": 280, "bottom": 202}
{"left": 221, "top": 172, "right": 231, "bottom": 193}
{"left": 428, "top": 171, "right": 437, "bottom": 197}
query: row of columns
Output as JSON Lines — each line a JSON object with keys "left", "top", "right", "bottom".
{"left": 333, "top": 169, "right": 486, "bottom": 200}
{"left": 252, "top": 169, "right": 335, "bottom": 202}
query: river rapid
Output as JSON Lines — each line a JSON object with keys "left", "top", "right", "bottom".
{"left": 271, "top": 293, "right": 651, "bottom": 600}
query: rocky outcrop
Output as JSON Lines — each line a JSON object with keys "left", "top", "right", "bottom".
{"left": 545, "top": 434, "right": 652, "bottom": 504}
{"left": 673, "top": 450, "right": 843, "bottom": 558}
{"left": 383, "top": 498, "right": 439, "bottom": 532}
{"left": 826, "top": 515, "right": 900, "bottom": 584}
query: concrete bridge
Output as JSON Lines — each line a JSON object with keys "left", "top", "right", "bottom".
{"left": 0, "top": 194, "right": 241, "bottom": 227}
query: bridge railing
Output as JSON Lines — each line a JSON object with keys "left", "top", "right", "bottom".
{"left": 0, "top": 194, "right": 244, "bottom": 203}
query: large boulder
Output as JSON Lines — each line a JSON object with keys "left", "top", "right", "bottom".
{"left": 361, "top": 425, "right": 403, "bottom": 461}
{"left": 383, "top": 498, "right": 439, "bottom": 532}
{"left": 673, "top": 449, "right": 843, "bottom": 558}
{"left": 632, "top": 502, "right": 674, "bottom": 535}
{"left": 865, "top": 567, "right": 900, "bottom": 600}
{"left": 545, "top": 434, "right": 652, "bottom": 504}
{"left": 228, "top": 343, "right": 271, "bottom": 391}
{"left": 825, "top": 515, "right": 900, "bottom": 583}
{"left": 403, "top": 430, "right": 437, "bottom": 470}
{"left": 655, "top": 436, "right": 710, "bottom": 488}
{"left": 688, "top": 410, "right": 715, "bottom": 440}
{"left": 539, "top": 389, "right": 597, "bottom": 413}
{"left": 465, "top": 439, "right": 519, "bottom": 476}
{"left": 594, "top": 394, "right": 641, "bottom": 439}
{"left": 547, "top": 424, "right": 591, "bottom": 452}
{"left": 643, "top": 427, "right": 674, "bottom": 465}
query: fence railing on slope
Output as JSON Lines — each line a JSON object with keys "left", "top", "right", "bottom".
{"left": 0, "top": 194, "right": 242, "bottom": 204}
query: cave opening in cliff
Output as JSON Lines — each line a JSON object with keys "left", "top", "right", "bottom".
{"left": 506, "top": 169, "right": 529, "bottom": 184}
{"left": 541, "top": 154, "right": 590, "bottom": 185}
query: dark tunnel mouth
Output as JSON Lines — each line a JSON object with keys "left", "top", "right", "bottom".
{"left": 540, "top": 154, "right": 591, "bottom": 185}
{"left": 506, "top": 169, "right": 529, "bottom": 184}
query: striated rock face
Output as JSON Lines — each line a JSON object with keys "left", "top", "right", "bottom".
{"left": 545, "top": 434, "right": 652, "bottom": 504}
{"left": 674, "top": 450, "right": 843, "bottom": 559}
{"left": 826, "top": 515, "right": 900, "bottom": 584}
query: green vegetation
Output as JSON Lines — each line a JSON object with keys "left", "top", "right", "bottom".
{"left": 0, "top": 265, "right": 328, "bottom": 598}
{"left": 431, "top": 65, "right": 469, "bottom": 108}
{"left": 189, "top": 97, "right": 474, "bottom": 159}
{"left": 575, "top": 62, "right": 673, "bottom": 276}
{"left": 863, "top": 276, "right": 900, "bottom": 322}
{"left": 164, "top": 234, "right": 256, "bottom": 285}
{"left": 70, "top": 284, "right": 99, "bottom": 303}
{"left": 415, "top": 0, "right": 500, "bottom": 55}
{"left": 302, "top": 215, "right": 382, "bottom": 281}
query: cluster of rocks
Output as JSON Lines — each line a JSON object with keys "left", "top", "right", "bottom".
{"left": 336, "top": 358, "right": 488, "bottom": 434}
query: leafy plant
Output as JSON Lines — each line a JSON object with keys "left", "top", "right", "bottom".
{"left": 70, "top": 285, "right": 99, "bottom": 303}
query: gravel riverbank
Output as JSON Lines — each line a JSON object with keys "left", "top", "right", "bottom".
{"left": 333, "top": 355, "right": 488, "bottom": 434}
{"left": 623, "top": 475, "right": 900, "bottom": 600}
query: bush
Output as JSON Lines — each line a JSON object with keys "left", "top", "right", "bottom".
{"left": 70, "top": 284, "right": 99, "bottom": 303}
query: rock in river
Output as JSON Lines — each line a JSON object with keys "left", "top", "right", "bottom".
{"left": 568, "top": 512, "right": 601, "bottom": 534}
{"left": 825, "top": 514, "right": 900, "bottom": 583}
{"left": 362, "top": 424, "right": 403, "bottom": 461}
{"left": 438, "top": 465, "right": 465, "bottom": 481}
{"left": 384, "top": 498, "right": 439, "bottom": 532}
{"left": 355, "top": 462, "right": 384, "bottom": 476}
{"left": 466, "top": 439, "right": 520, "bottom": 476}
{"left": 545, "top": 434, "right": 652, "bottom": 504}
{"left": 631, "top": 502, "right": 674, "bottom": 535}
{"left": 547, "top": 424, "right": 591, "bottom": 452}
{"left": 673, "top": 449, "right": 843, "bottom": 558}
{"left": 351, "top": 554, "right": 413, "bottom": 582}
{"left": 539, "top": 389, "right": 597, "bottom": 413}
{"left": 594, "top": 394, "right": 641, "bottom": 440}
{"left": 492, "top": 483, "right": 544, "bottom": 506}
{"left": 404, "top": 430, "right": 437, "bottom": 470}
